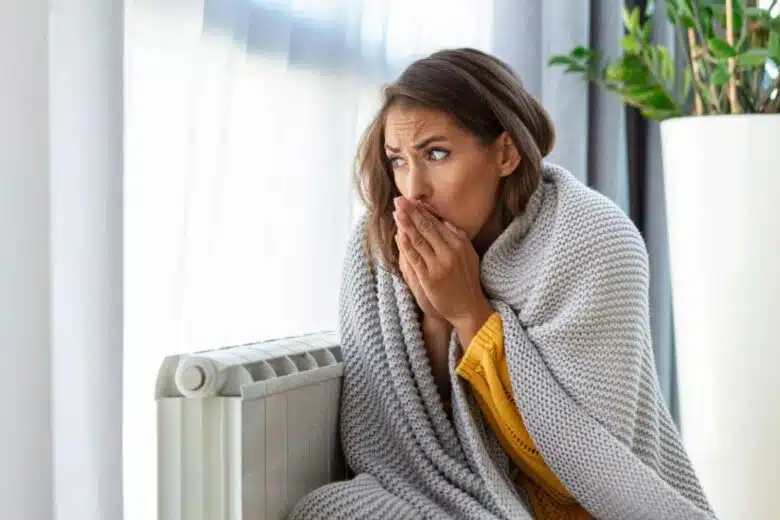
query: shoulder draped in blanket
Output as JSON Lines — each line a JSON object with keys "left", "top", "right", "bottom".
{"left": 288, "top": 163, "right": 715, "bottom": 520}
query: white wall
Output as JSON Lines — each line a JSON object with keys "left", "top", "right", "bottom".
{"left": 0, "top": 1, "right": 54, "bottom": 518}
{"left": 0, "top": 1, "right": 124, "bottom": 518}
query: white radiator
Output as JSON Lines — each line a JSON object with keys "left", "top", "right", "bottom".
{"left": 155, "top": 331, "right": 347, "bottom": 520}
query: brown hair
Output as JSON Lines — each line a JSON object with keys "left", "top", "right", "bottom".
{"left": 354, "top": 47, "right": 555, "bottom": 271}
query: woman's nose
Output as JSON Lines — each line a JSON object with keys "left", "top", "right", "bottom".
{"left": 406, "top": 166, "right": 431, "bottom": 201}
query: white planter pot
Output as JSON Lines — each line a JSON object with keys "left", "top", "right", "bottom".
{"left": 660, "top": 114, "right": 780, "bottom": 520}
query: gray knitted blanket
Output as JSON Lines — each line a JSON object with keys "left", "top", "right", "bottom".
{"left": 289, "top": 163, "right": 715, "bottom": 520}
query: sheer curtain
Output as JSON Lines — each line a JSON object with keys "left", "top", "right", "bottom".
{"left": 126, "top": 2, "right": 685, "bottom": 517}
{"left": 124, "top": 1, "right": 493, "bottom": 518}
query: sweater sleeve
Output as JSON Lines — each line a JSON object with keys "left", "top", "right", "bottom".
{"left": 456, "top": 312, "right": 576, "bottom": 505}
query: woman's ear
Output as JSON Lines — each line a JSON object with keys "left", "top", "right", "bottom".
{"left": 496, "top": 132, "right": 521, "bottom": 178}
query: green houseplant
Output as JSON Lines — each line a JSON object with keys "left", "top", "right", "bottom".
{"left": 549, "top": 2, "right": 780, "bottom": 519}
{"left": 549, "top": 0, "right": 780, "bottom": 119}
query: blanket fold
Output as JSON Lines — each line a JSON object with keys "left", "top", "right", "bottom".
{"left": 288, "top": 163, "right": 715, "bottom": 520}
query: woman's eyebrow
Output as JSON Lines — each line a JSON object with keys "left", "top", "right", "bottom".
{"left": 384, "top": 135, "right": 449, "bottom": 153}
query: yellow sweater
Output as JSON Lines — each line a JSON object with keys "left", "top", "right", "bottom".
{"left": 455, "top": 312, "right": 591, "bottom": 520}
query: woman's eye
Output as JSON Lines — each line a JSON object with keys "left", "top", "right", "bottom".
{"left": 429, "top": 149, "right": 449, "bottom": 161}
{"left": 389, "top": 156, "right": 405, "bottom": 168}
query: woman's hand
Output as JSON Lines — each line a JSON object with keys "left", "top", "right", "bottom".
{"left": 398, "top": 226, "right": 453, "bottom": 400}
{"left": 394, "top": 197, "right": 494, "bottom": 346}
{"left": 398, "top": 244, "right": 445, "bottom": 322}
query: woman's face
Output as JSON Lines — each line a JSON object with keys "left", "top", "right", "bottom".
{"left": 383, "top": 103, "right": 517, "bottom": 243}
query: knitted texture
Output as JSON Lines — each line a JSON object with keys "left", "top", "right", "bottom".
{"left": 288, "top": 163, "right": 715, "bottom": 520}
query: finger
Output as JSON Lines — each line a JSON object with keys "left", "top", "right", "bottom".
{"left": 397, "top": 239, "right": 411, "bottom": 279}
{"left": 440, "top": 220, "right": 466, "bottom": 249}
{"left": 396, "top": 229, "right": 428, "bottom": 276}
{"left": 395, "top": 207, "right": 437, "bottom": 267}
{"left": 399, "top": 248, "right": 419, "bottom": 288}
{"left": 418, "top": 200, "right": 439, "bottom": 217}
{"left": 415, "top": 201, "right": 467, "bottom": 247}
{"left": 416, "top": 205, "right": 466, "bottom": 260}
{"left": 396, "top": 198, "right": 448, "bottom": 256}
{"left": 444, "top": 220, "right": 469, "bottom": 240}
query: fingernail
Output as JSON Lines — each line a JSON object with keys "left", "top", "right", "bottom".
{"left": 392, "top": 210, "right": 398, "bottom": 221}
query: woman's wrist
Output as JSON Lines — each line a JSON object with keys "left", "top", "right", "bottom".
{"left": 422, "top": 313, "right": 452, "bottom": 336}
{"left": 452, "top": 297, "right": 494, "bottom": 347}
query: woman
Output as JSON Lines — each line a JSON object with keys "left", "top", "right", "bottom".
{"left": 289, "top": 48, "right": 715, "bottom": 519}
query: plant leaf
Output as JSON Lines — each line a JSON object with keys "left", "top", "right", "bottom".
{"left": 738, "top": 48, "right": 772, "bottom": 66}
{"left": 564, "top": 64, "right": 587, "bottom": 74}
{"left": 631, "top": 6, "right": 641, "bottom": 32}
{"left": 698, "top": 85, "right": 712, "bottom": 110}
{"left": 621, "top": 35, "right": 641, "bottom": 53}
{"left": 572, "top": 46, "right": 590, "bottom": 58}
{"left": 645, "top": 0, "right": 656, "bottom": 18}
{"left": 679, "top": 0, "right": 695, "bottom": 18}
{"left": 678, "top": 0, "right": 698, "bottom": 29}
{"left": 622, "top": 6, "right": 637, "bottom": 31}
{"left": 585, "top": 51, "right": 603, "bottom": 75}
{"left": 640, "top": 108, "right": 681, "bottom": 121}
{"left": 657, "top": 46, "right": 675, "bottom": 84}
{"left": 711, "top": 63, "right": 731, "bottom": 86}
{"left": 548, "top": 55, "right": 578, "bottom": 67}
{"left": 679, "top": 13, "right": 697, "bottom": 29}
{"left": 770, "top": 31, "right": 780, "bottom": 61}
{"left": 708, "top": 37, "right": 738, "bottom": 58}
{"left": 665, "top": 2, "right": 679, "bottom": 25}
{"left": 682, "top": 69, "right": 693, "bottom": 100}
{"left": 622, "top": 83, "right": 677, "bottom": 111}
{"left": 606, "top": 55, "right": 651, "bottom": 84}
{"left": 745, "top": 7, "right": 770, "bottom": 21}
{"left": 622, "top": 85, "right": 664, "bottom": 103}
{"left": 696, "top": 0, "right": 730, "bottom": 10}
{"left": 711, "top": 5, "right": 745, "bottom": 33}
{"left": 640, "top": 19, "right": 654, "bottom": 43}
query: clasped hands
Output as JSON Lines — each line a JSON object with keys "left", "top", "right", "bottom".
{"left": 393, "top": 196, "right": 494, "bottom": 346}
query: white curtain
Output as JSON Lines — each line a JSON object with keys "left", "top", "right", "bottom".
{"left": 124, "top": 1, "right": 494, "bottom": 518}
{"left": 2, "top": 1, "right": 123, "bottom": 519}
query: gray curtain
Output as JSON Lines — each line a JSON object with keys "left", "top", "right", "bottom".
{"left": 492, "top": 0, "right": 680, "bottom": 423}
